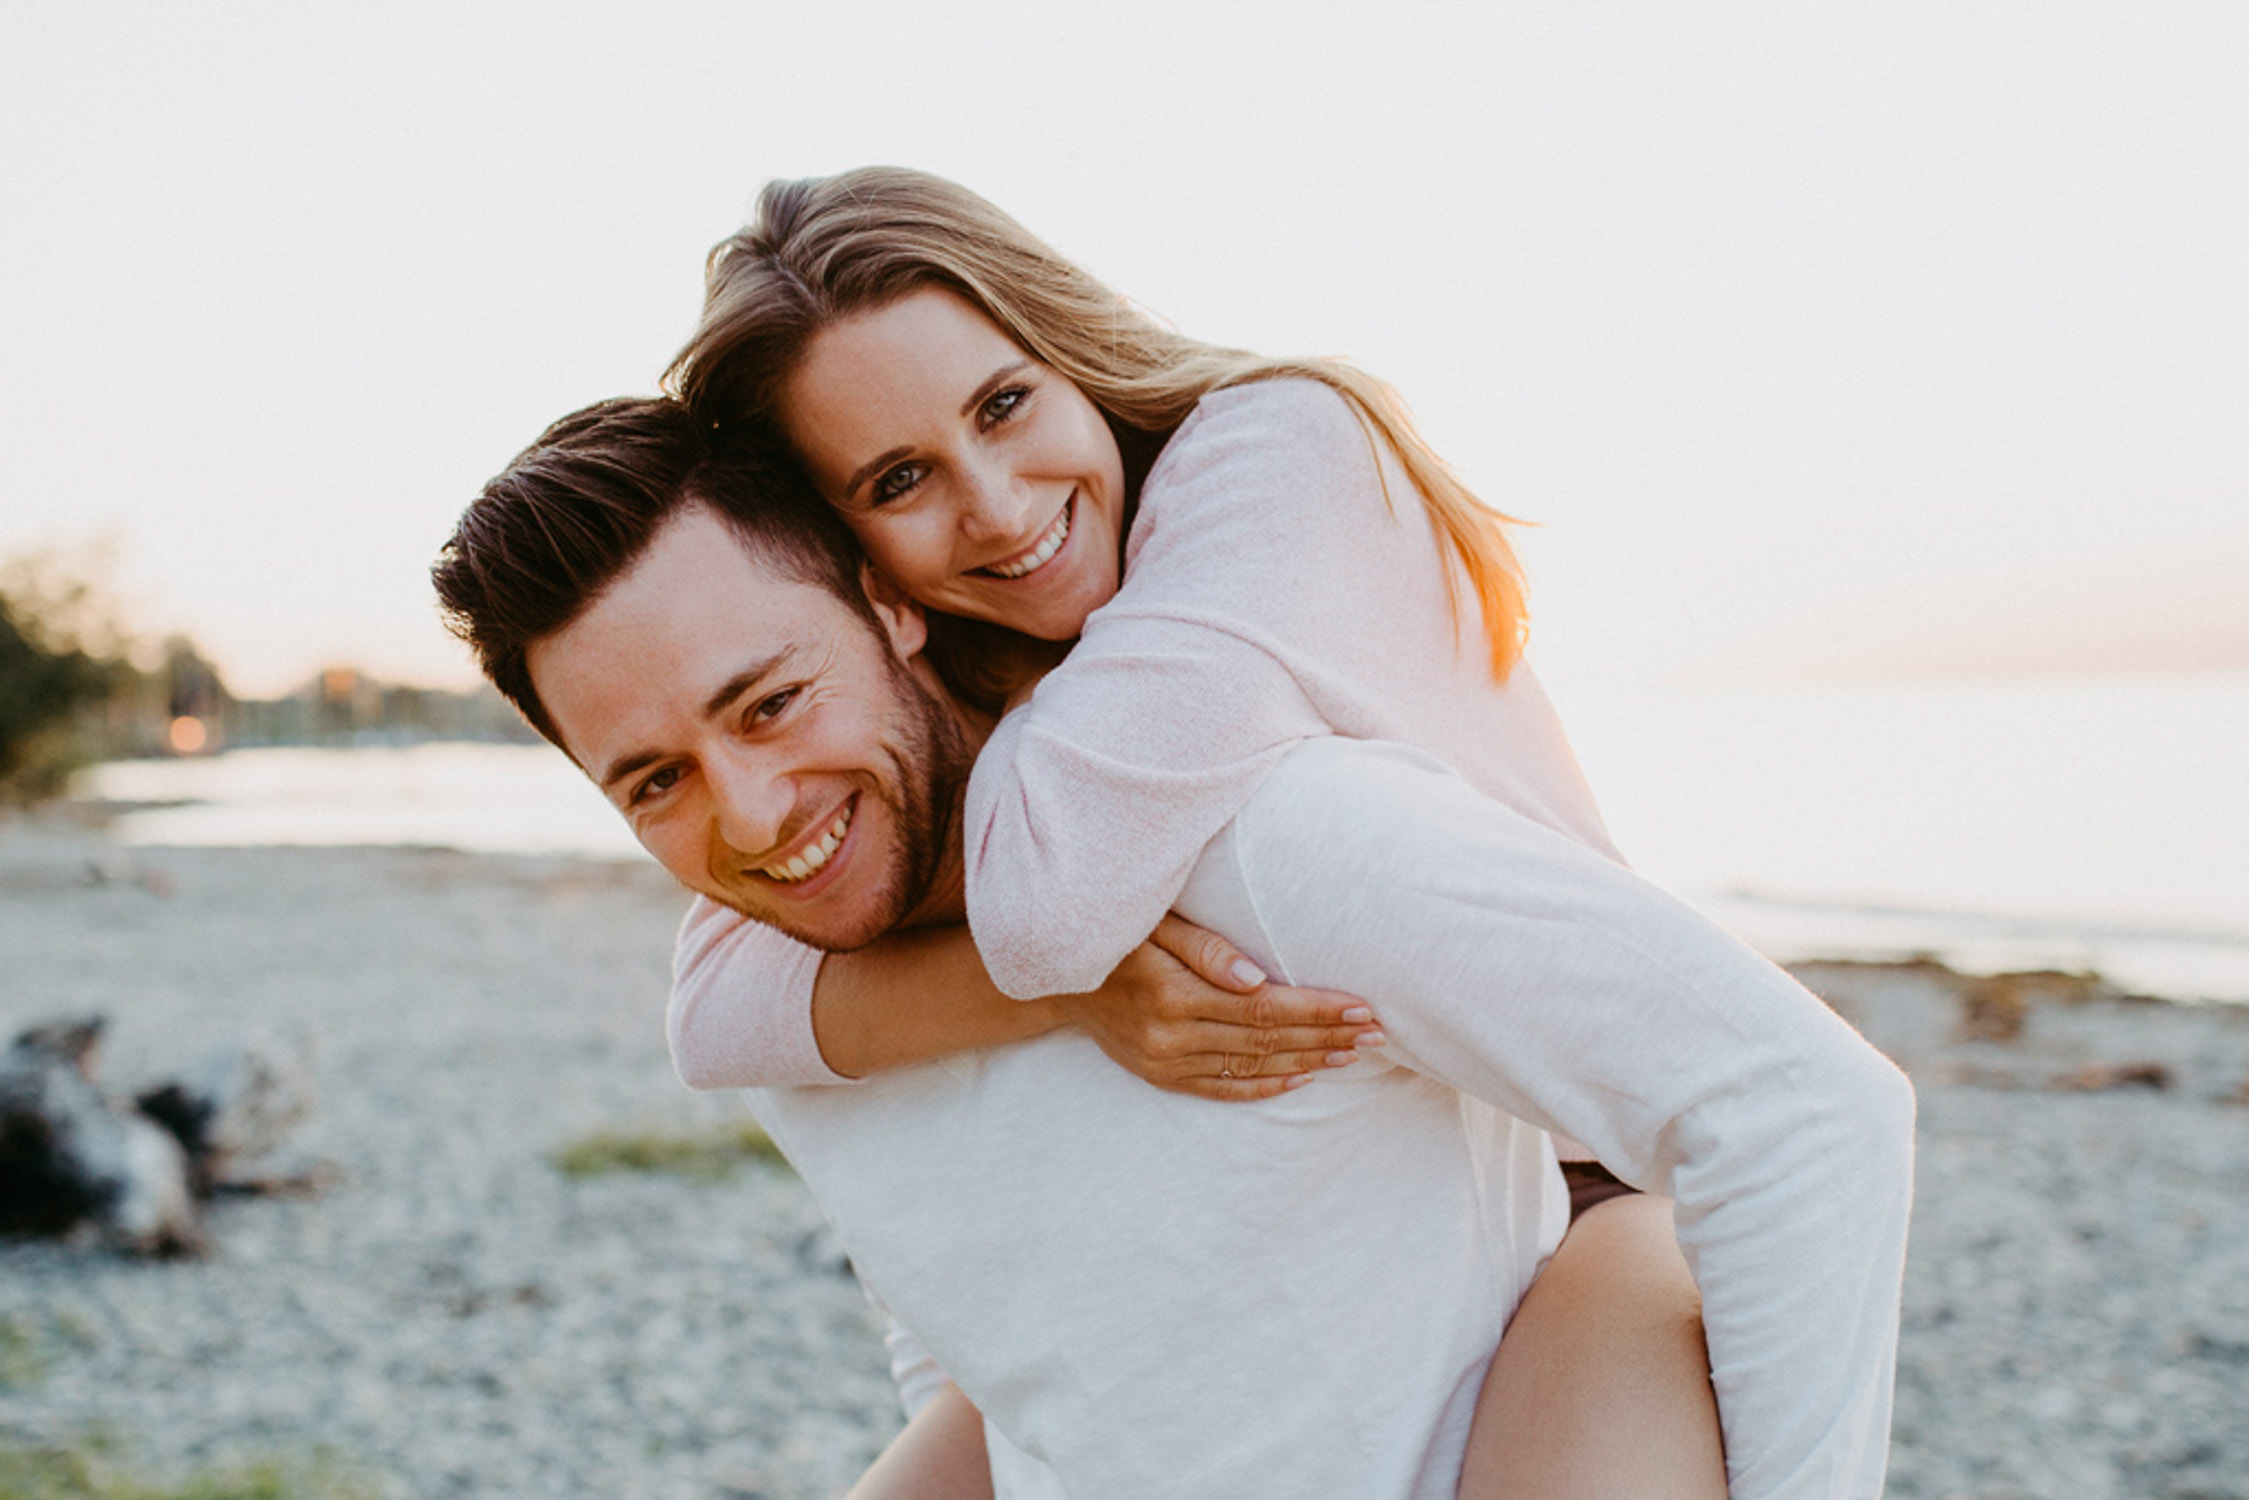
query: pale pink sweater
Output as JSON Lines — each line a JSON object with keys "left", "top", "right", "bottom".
{"left": 669, "top": 379, "right": 1620, "bottom": 1088}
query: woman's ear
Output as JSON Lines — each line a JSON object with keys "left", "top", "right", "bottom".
{"left": 859, "top": 562, "right": 929, "bottom": 661}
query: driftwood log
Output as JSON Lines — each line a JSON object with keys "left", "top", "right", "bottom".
{"left": 0, "top": 1016, "right": 319, "bottom": 1256}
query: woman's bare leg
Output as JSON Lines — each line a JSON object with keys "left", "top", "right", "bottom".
{"left": 843, "top": 1382, "right": 993, "bottom": 1500}
{"left": 1459, "top": 1193, "right": 1728, "bottom": 1499}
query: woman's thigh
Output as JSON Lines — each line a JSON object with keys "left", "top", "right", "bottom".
{"left": 1458, "top": 1192, "right": 1728, "bottom": 1500}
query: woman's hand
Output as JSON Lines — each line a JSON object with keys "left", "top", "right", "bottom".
{"left": 1053, "top": 914, "right": 1385, "bottom": 1101}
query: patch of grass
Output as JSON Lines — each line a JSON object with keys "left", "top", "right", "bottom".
{"left": 0, "top": 1317, "right": 46, "bottom": 1391}
{"left": 0, "top": 1440, "right": 379, "bottom": 1500}
{"left": 549, "top": 1122, "right": 787, "bottom": 1183}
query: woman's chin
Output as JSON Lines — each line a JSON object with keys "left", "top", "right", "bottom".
{"left": 946, "top": 576, "right": 1106, "bottom": 640}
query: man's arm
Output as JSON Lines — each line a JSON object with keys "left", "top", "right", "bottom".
{"left": 1193, "top": 739, "right": 1914, "bottom": 1500}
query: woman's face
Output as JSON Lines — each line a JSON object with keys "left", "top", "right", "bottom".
{"left": 778, "top": 287, "right": 1128, "bottom": 641}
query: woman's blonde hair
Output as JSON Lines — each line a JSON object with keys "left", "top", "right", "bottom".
{"left": 667, "top": 166, "right": 1527, "bottom": 676}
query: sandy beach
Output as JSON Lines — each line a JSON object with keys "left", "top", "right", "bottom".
{"left": 3, "top": 820, "right": 2246, "bottom": 1499}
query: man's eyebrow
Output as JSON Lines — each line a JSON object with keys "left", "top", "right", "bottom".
{"left": 698, "top": 647, "right": 793, "bottom": 721}
{"left": 596, "top": 748, "right": 664, "bottom": 795}
{"left": 837, "top": 358, "right": 1036, "bottom": 500}
{"left": 593, "top": 646, "right": 793, "bottom": 792}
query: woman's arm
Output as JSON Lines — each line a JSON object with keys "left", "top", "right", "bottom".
{"left": 669, "top": 897, "right": 1380, "bottom": 1097}
{"left": 962, "top": 380, "right": 1457, "bottom": 999}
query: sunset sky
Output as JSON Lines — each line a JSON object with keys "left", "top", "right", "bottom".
{"left": 4, "top": 3, "right": 2243, "bottom": 697}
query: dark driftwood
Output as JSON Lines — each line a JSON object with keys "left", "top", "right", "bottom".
{"left": 0, "top": 1016, "right": 320, "bottom": 1257}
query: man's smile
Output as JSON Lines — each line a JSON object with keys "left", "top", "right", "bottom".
{"left": 755, "top": 793, "right": 859, "bottom": 889}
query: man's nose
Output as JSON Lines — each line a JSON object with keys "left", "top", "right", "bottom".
{"left": 704, "top": 750, "right": 797, "bottom": 860}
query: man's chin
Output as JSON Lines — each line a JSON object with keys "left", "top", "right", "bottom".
{"left": 702, "top": 887, "right": 901, "bottom": 956}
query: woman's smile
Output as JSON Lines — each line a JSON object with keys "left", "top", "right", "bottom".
{"left": 974, "top": 495, "right": 1074, "bottom": 580}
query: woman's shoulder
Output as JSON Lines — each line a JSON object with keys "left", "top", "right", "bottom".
{"left": 1172, "top": 376, "right": 1367, "bottom": 454}
{"left": 1120, "top": 374, "right": 1421, "bottom": 597}
{"left": 1138, "top": 377, "right": 1382, "bottom": 530}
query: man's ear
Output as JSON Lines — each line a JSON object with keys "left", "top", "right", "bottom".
{"left": 858, "top": 563, "right": 928, "bottom": 661}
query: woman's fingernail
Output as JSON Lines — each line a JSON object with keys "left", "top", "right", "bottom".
{"left": 1354, "top": 1030, "right": 1387, "bottom": 1049}
{"left": 1283, "top": 1074, "right": 1314, "bottom": 1091}
{"left": 1341, "top": 1005, "right": 1374, "bottom": 1024}
{"left": 1325, "top": 1051, "right": 1359, "bottom": 1068}
{"left": 1229, "top": 958, "right": 1267, "bottom": 987}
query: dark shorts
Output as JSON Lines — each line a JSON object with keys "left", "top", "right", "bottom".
{"left": 1562, "top": 1159, "right": 1641, "bottom": 1222}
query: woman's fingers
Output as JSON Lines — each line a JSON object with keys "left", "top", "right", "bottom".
{"left": 1154, "top": 1037, "right": 1381, "bottom": 1101}
{"left": 1193, "top": 1022, "right": 1383, "bottom": 1062}
{"left": 1220, "top": 1047, "right": 1366, "bottom": 1079}
{"left": 1210, "top": 982, "right": 1378, "bottom": 1032}
{"left": 1150, "top": 912, "right": 1268, "bottom": 991}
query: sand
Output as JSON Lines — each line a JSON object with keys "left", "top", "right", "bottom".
{"left": 2, "top": 820, "right": 2245, "bottom": 1499}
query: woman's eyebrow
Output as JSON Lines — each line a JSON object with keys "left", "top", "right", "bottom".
{"left": 961, "top": 360, "right": 1033, "bottom": 419}
{"left": 843, "top": 446, "right": 912, "bottom": 500}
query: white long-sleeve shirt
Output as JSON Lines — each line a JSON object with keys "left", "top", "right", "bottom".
{"left": 674, "top": 380, "right": 1914, "bottom": 1493}
{"left": 739, "top": 737, "right": 1912, "bottom": 1498}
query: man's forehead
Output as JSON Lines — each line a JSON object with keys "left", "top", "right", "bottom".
{"left": 527, "top": 509, "right": 857, "bottom": 762}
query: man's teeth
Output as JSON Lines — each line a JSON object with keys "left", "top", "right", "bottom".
{"left": 763, "top": 805, "right": 852, "bottom": 883}
{"left": 983, "top": 505, "right": 1071, "bottom": 579}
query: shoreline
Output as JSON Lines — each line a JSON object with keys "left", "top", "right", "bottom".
{"left": 3, "top": 830, "right": 2246, "bottom": 1496}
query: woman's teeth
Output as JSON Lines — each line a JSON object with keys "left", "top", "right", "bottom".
{"left": 763, "top": 804, "right": 852, "bottom": 883}
{"left": 981, "top": 504, "right": 1071, "bottom": 579}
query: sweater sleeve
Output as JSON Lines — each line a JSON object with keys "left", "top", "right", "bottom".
{"left": 1208, "top": 741, "right": 1915, "bottom": 1500}
{"left": 962, "top": 381, "right": 1417, "bottom": 999}
{"left": 667, "top": 897, "right": 856, "bottom": 1090}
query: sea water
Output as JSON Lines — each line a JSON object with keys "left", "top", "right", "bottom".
{"left": 1555, "top": 672, "right": 2249, "bottom": 1002}
{"left": 73, "top": 673, "right": 2249, "bottom": 1002}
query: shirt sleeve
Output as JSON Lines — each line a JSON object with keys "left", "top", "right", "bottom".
{"left": 1207, "top": 740, "right": 1915, "bottom": 1500}
{"left": 667, "top": 897, "right": 857, "bottom": 1090}
{"left": 963, "top": 380, "right": 1420, "bottom": 999}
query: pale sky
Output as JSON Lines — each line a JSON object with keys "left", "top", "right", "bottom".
{"left": 4, "top": 3, "right": 2244, "bottom": 697}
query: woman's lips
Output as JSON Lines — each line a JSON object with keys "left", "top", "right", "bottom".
{"left": 975, "top": 496, "right": 1073, "bottom": 580}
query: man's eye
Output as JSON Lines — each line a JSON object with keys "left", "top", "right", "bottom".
{"left": 981, "top": 387, "right": 1029, "bottom": 427}
{"left": 749, "top": 687, "right": 801, "bottom": 725}
{"left": 870, "top": 463, "right": 925, "bottom": 507}
{"left": 630, "top": 766, "right": 682, "bottom": 806}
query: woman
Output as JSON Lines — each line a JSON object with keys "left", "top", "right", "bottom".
{"left": 665, "top": 168, "right": 1731, "bottom": 1498}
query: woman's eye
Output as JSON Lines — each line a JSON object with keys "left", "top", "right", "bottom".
{"left": 981, "top": 386, "right": 1030, "bottom": 428}
{"left": 749, "top": 687, "right": 801, "bottom": 726}
{"left": 870, "top": 463, "right": 926, "bottom": 507}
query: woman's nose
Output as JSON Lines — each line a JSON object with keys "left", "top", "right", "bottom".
{"left": 956, "top": 459, "right": 1031, "bottom": 543}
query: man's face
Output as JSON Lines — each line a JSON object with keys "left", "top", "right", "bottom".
{"left": 528, "top": 504, "right": 973, "bottom": 951}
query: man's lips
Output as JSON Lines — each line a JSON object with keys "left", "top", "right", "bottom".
{"left": 756, "top": 796, "right": 856, "bottom": 887}
{"left": 973, "top": 495, "right": 1073, "bottom": 580}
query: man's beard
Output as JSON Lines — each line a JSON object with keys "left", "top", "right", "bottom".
{"left": 861, "top": 657, "right": 976, "bottom": 944}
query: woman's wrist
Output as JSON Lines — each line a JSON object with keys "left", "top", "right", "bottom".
{"left": 1016, "top": 994, "right": 1071, "bottom": 1041}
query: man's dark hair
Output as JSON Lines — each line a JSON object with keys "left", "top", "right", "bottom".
{"left": 431, "top": 397, "right": 875, "bottom": 747}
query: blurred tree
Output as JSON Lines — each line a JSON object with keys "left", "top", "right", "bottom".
{"left": 0, "top": 555, "right": 134, "bottom": 801}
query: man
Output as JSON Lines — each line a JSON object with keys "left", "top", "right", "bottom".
{"left": 432, "top": 398, "right": 1914, "bottom": 1499}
